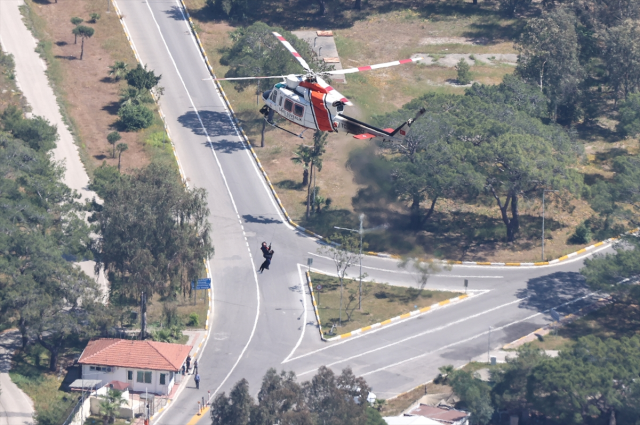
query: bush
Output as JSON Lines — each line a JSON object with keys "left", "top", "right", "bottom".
{"left": 569, "top": 222, "right": 592, "bottom": 244}
{"left": 125, "top": 64, "right": 161, "bottom": 91}
{"left": 617, "top": 93, "right": 640, "bottom": 137}
{"left": 89, "top": 162, "right": 122, "bottom": 198}
{"left": 118, "top": 102, "right": 153, "bottom": 131}
{"left": 188, "top": 312, "right": 199, "bottom": 326}
{"left": 455, "top": 58, "right": 471, "bottom": 85}
{"left": 10, "top": 115, "right": 58, "bottom": 152}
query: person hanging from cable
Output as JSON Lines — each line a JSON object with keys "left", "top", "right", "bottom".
{"left": 260, "top": 241, "right": 271, "bottom": 258}
{"left": 258, "top": 247, "right": 274, "bottom": 273}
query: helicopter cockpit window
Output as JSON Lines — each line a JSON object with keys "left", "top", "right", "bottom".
{"left": 269, "top": 90, "right": 278, "bottom": 102}
{"left": 294, "top": 104, "right": 304, "bottom": 117}
{"left": 284, "top": 99, "right": 293, "bottom": 112}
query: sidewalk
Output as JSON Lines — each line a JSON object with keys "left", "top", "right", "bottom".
{"left": 0, "top": 330, "right": 34, "bottom": 425}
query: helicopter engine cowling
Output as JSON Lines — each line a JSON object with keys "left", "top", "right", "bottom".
{"left": 285, "top": 75, "right": 300, "bottom": 90}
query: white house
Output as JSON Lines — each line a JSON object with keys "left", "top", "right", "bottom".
{"left": 77, "top": 338, "right": 192, "bottom": 396}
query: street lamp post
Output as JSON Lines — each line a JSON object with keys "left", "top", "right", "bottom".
{"left": 542, "top": 189, "right": 558, "bottom": 261}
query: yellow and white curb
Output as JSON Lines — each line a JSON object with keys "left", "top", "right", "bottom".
{"left": 306, "top": 272, "right": 472, "bottom": 342}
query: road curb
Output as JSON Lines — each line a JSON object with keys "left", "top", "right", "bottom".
{"left": 306, "top": 272, "right": 472, "bottom": 342}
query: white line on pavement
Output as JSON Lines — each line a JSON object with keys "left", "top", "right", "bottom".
{"left": 359, "top": 292, "right": 597, "bottom": 377}
{"left": 307, "top": 253, "right": 504, "bottom": 278}
{"left": 144, "top": 0, "right": 261, "bottom": 402}
{"left": 282, "top": 265, "right": 310, "bottom": 363}
{"left": 291, "top": 293, "right": 520, "bottom": 371}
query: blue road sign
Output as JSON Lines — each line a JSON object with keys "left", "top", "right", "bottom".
{"left": 191, "top": 278, "right": 211, "bottom": 290}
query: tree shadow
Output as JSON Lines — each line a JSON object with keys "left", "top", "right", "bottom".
{"left": 54, "top": 55, "right": 77, "bottom": 61}
{"left": 275, "top": 179, "right": 304, "bottom": 191}
{"left": 55, "top": 41, "right": 68, "bottom": 46}
{"left": 102, "top": 101, "right": 120, "bottom": 116}
{"left": 515, "top": 271, "right": 591, "bottom": 314}
{"left": 177, "top": 110, "right": 236, "bottom": 138}
{"left": 242, "top": 214, "right": 281, "bottom": 224}
{"left": 162, "top": 5, "right": 186, "bottom": 21}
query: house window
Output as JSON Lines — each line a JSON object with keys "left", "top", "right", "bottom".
{"left": 284, "top": 99, "right": 293, "bottom": 112}
{"left": 160, "top": 373, "right": 166, "bottom": 385}
{"left": 137, "top": 371, "right": 144, "bottom": 383}
{"left": 294, "top": 104, "right": 304, "bottom": 117}
{"left": 144, "top": 371, "right": 152, "bottom": 384}
{"left": 89, "top": 366, "right": 112, "bottom": 372}
{"left": 127, "top": 371, "right": 133, "bottom": 381}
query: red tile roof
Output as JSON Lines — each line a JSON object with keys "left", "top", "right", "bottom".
{"left": 78, "top": 339, "right": 192, "bottom": 372}
{"left": 409, "top": 405, "right": 469, "bottom": 424}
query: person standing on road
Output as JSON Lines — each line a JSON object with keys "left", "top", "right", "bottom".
{"left": 186, "top": 355, "right": 191, "bottom": 374}
{"left": 193, "top": 358, "right": 198, "bottom": 375}
{"left": 259, "top": 248, "right": 274, "bottom": 273}
{"left": 194, "top": 373, "right": 200, "bottom": 389}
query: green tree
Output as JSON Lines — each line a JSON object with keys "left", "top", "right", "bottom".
{"left": 449, "top": 370, "right": 493, "bottom": 425}
{"left": 303, "top": 366, "right": 370, "bottom": 425}
{"left": 498, "top": 0, "right": 531, "bottom": 16}
{"left": 601, "top": 20, "right": 640, "bottom": 101}
{"left": 528, "top": 336, "right": 640, "bottom": 424}
{"left": 249, "top": 369, "right": 312, "bottom": 425}
{"left": 456, "top": 58, "right": 472, "bottom": 85}
{"left": 99, "top": 388, "right": 125, "bottom": 425}
{"left": 125, "top": 64, "right": 161, "bottom": 91}
{"left": 516, "top": 7, "right": 584, "bottom": 121}
{"left": 72, "top": 25, "right": 94, "bottom": 60}
{"left": 93, "top": 162, "right": 214, "bottom": 338}
{"left": 117, "top": 102, "right": 154, "bottom": 131}
{"left": 617, "top": 93, "right": 640, "bottom": 136}
{"left": 106, "top": 131, "right": 121, "bottom": 158}
{"left": 70, "top": 17, "right": 83, "bottom": 44}
{"left": 210, "top": 379, "right": 253, "bottom": 425}
{"left": 0, "top": 104, "right": 23, "bottom": 130}
{"left": 90, "top": 13, "right": 101, "bottom": 23}
{"left": 108, "top": 61, "right": 128, "bottom": 82}
{"left": 89, "top": 162, "right": 122, "bottom": 198}
{"left": 7, "top": 115, "right": 58, "bottom": 152}
{"left": 291, "top": 144, "right": 311, "bottom": 187}
{"left": 116, "top": 143, "right": 128, "bottom": 172}
{"left": 293, "top": 131, "right": 327, "bottom": 219}
{"left": 220, "top": 22, "right": 329, "bottom": 93}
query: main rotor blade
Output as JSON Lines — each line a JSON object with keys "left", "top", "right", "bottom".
{"left": 322, "top": 57, "right": 423, "bottom": 75}
{"left": 315, "top": 79, "right": 353, "bottom": 106}
{"left": 273, "top": 32, "right": 312, "bottom": 72}
{"left": 212, "top": 75, "right": 291, "bottom": 81}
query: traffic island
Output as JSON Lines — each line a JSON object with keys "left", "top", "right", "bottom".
{"left": 307, "top": 272, "right": 467, "bottom": 341}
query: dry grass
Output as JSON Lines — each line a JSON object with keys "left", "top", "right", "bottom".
{"left": 23, "top": 0, "right": 164, "bottom": 175}
{"left": 143, "top": 292, "right": 209, "bottom": 330}
{"left": 310, "top": 272, "right": 459, "bottom": 335}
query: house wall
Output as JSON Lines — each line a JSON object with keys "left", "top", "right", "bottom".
{"left": 81, "top": 364, "right": 175, "bottom": 395}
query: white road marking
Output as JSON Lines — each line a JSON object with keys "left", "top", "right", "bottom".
{"left": 291, "top": 292, "right": 517, "bottom": 370}
{"left": 144, "top": 0, "right": 261, "bottom": 401}
{"left": 281, "top": 264, "right": 309, "bottom": 363}
{"left": 359, "top": 292, "right": 596, "bottom": 377}
{"left": 307, "top": 252, "right": 503, "bottom": 278}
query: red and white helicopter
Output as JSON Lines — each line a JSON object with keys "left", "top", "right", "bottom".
{"left": 215, "top": 32, "right": 426, "bottom": 142}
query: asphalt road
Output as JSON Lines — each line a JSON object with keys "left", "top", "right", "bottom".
{"left": 114, "top": 1, "right": 612, "bottom": 423}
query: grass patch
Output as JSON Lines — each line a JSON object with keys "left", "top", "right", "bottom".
{"left": 144, "top": 292, "right": 209, "bottom": 330}
{"left": 310, "top": 272, "right": 459, "bottom": 335}
{"left": 10, "top": 344, "right": 82, "bottom": 425}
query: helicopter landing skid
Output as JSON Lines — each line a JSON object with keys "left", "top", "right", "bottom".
{"left": 263, "top": 117, "right": 305, "bottom": 139}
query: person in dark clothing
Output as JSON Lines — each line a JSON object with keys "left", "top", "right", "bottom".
{"left": 186, "top": 355, "right": 191, "bottom": 373}
{"left": 259, "top": 249, "right": 274, "bottom": 273}
{"left": 260, "top": 242, "right": 271, "bottom": 258}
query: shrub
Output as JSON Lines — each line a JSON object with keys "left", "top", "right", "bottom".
{"left": 118, "top": 102, "right": 153, "bottom": 131}
{"left": 89, "top": 162, "right": 122, "bottom": 198}
{"left": 569, "top": 222, "right": 592, "bottom": 244}
{"left": 188, "top": 313, "right": 199, "bottom": 327}
{"left": 455, "top": 58, "right": 471, "bottom": 85}
{"left": 89, "top": 13, "right": 100, "bottom": 23}
{"left": 10, "top": 115, "right": 58, "bottom": 152}
{"left": 617, "top": 93, "right": 640, "bottom": 137}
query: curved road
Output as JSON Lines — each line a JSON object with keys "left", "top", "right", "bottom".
{"left": 114, "top": 1, "right": 610, "bottom": 423}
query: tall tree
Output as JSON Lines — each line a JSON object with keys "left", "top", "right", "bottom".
{"left": 72, "top": 25, "right": 95, "bottom": 60}
{"left": 601, "top": 20, "right": 640, "bottom": 100}
{"left": 116, "top": 142, "right": 128, "bottom": 172}
{"left": 93, "top": 162, "right": 214, "bottom": 338}
{"left": 449, "top": 370, "right": 494, "bottom": 425}
{"left": 516, "top": 7, "right": 584, "bottom": 121}
{"left": 250, "top": 369, "right": 312, "bottom": 425}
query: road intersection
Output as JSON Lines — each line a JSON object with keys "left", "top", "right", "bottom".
{"left": 82, "top": 1, "right": 617, "bottom": 423}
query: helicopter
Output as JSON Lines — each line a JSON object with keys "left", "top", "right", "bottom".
{"left": 214, "top": 32, "right": 426, "bottom": 142}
